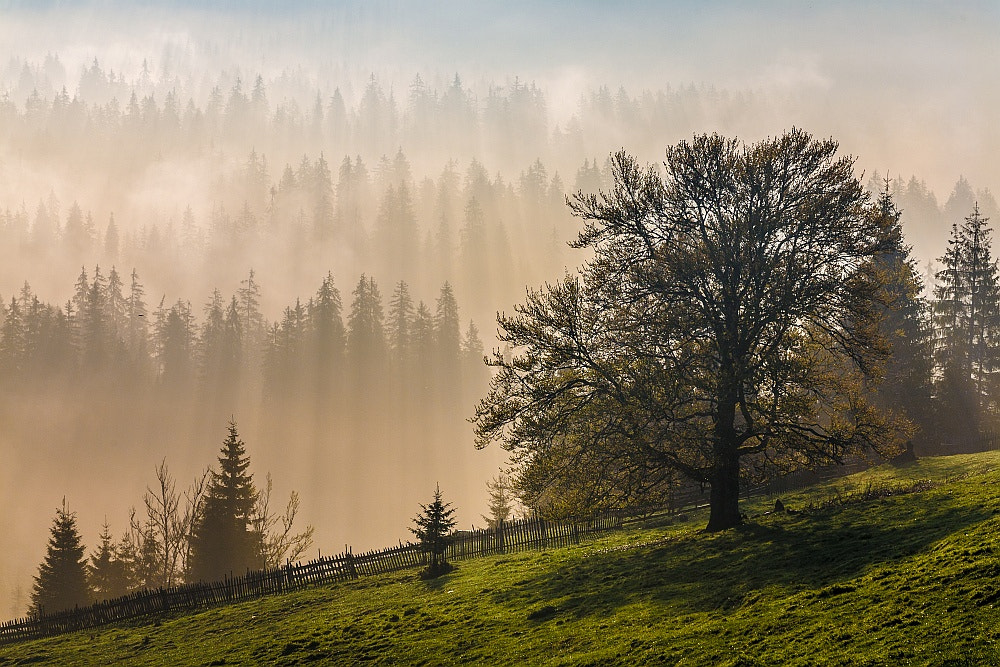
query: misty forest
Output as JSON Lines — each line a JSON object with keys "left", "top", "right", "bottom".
{"left": 1, "top": 3, "right": 999, "bottom": 655}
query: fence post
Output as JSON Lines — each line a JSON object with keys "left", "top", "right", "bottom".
{"left": 346, "top": 551, "right": 358, "bottom": 580}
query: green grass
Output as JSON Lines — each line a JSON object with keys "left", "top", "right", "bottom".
{"left": 5, "top": 452, "right": 1000, "bottom": 665}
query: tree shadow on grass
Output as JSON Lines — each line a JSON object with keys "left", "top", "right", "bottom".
{"left": 418, "top": 564, "right": 459, "bottom": 592}
{"left": 524, "top": 494, "right": 992, "bottom": 619}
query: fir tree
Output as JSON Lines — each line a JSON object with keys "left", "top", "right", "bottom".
{"left": 933, "top": 203, "right": 1000, "bottom": 440}
{"left": 88, "top": 521, "right": 129, "bottom": 601}
{"left": 31, "top": 500, "right": 91, "bottom": 615}
{"left": 434, "top": 282, "right": 461, "bottom": 358}
{"left": 411, "top": 301, "right": 436, "bottom": 397}
{"left": 434, "top": 282, "right": 461, "bottom": 398}
{"left": 409, "top": 483, "right": 457, "bottom": 577}
{"left": 374, "top": 183, "right": 418, "bottom": 282}
{"left": 103, "top": 266, "right": 126, "bottom": 349}
{"left": 80, "top": 265, "right": 107, "bottom": 367}
{"left": 237, "top": 269, "right": 266, "bottom": 352}
{"left": 199, "top": 289, "right": 226, "bottom": 385}
{"left": 306, "top": 272, "right": 345, "bottom": 399}
{"left": 347, "top": 274, "right": 386, "bottom": 387}
{"left": 262, "top": 315, "right": 298, "bottom": 401}
{"left": 221, "top": 296, "right": 243, "bottom": 388}
{"left": 459, "top": 197, "right": 489, "bottom": 302}
{"left": 125, "top": 269, "right": 149, "bottom": 368}
{"left": 0, "top": 296, "right": 25, "bottom": 379}
{"left": 131, "top": 518, "right": 161, "bottom": 590}
{"left": 868, "top": 181, "right": 935, "bottom": 443}
{"left": 103, "top": 214, "right": 119, "bottom": 261}
{"left": 461, "top": 319, "right": 487, "bottom": 384}
{"left": 63, "top": 201, "right": 93, "bottom": 255}
{"left": 387, "top": 280, "right": 415, "bottom": 363}
{"left": 312, "top": 152, "right": 336, "bottom": 241}
{"left": 187, "top": 420, "right": 262, "bottom": 582}
{"left": 156, "top": 299, "right": 195, "bottom": 389}
{"left": 113, "top": 526, "right": 141, "bottom": 594}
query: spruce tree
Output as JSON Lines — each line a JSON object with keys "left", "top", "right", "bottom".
{"left": 434, "top": 282, "right": 461, "bottom": 398}
{"left": 63, "top": 201, "right": 90, "bottom": 255}
{"left": 868, "top": 182, "right": 936, "bottom": 444}
{"left": 187, "top": 420, "right": 261, "bottom": 582}
{"left": 262, "top": 319, "right": 293, "bottom": 401}
{"left": 31, "top": 500, "right": 91, "bottom": 615}
{"left": 125, "top": 269, "right": 149, "bottom": 371}
{"left": 387, "top": 280, "right": 415, "bottom": 363}
{"left": 411, "top": 301, "right": 436, "bottom": 402}
{"left": 313, "top": 152, "right": 336, "bottom": 241}
{"left": 461, "top": 319, "right": 488, "bottom": 392}
{"left": 157, "top": 299, "right": 195, "bottom": 390}
{"left": 221, "top": 296, "right": 244, "bottom": 391}
{"left": 81, "top": 265, "right": 107, "bottom": 368}
{"left": 434, "top": 282, "right": 461, "bottom": 358}
{"left": 88, "top": 521, "right": 129, "bottom": 601}
{"left": 236, "top": 269, "right": 266, "bottom": 375}
{"left": 102, "top": 266, "right": 126, "bottom": 349}
{"left": 933, "top": 203, "right": 1000, "bottom": 441}
{"left": 113, "top": 528, "right": 141, "bottom": 594}
{"left": 135, "top": 521, "right": 162, "bottom": 590}
{"left": 307, "top": 272, "right": 345, "bottom": 382}
{"left": 199, "top": 289, "right": 227, "bottom": 386}
{"left": 347, "top": 274, "right": 386, "bottom": 395}
{"left": 0, "top": 296, "right": 25, "bottom": 379}
{"left": 459, "top": 197, "right": 489, "bottom": 304}
{"left": 410, "top": 483, "right": 457, "bottom": 576}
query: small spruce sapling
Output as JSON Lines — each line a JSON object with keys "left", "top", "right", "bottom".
{"left": 410, "top": 483, "right": 457, "bottom": 577}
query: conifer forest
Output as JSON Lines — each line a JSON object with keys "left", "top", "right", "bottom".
{"left": 0, "top": 1, "right": 997, "bottom": 620}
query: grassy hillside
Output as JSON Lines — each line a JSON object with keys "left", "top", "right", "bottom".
{"left": 4, "top": 452, "right": 1000, "bottom": 665}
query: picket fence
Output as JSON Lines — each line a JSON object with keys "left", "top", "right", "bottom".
{"left": 0, "top": 511, "right": 622, "bottom": 645}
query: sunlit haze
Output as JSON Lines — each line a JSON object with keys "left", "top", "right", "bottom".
{"left": 0, "top": 0, "right": 995, "bottom": 618}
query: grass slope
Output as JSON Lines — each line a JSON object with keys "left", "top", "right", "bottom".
{"left": 4, "top": 452, "right": 1000, "bottom": 665}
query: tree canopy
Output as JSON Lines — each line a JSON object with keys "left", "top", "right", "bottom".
{"left": 474, "top": 129, "right": 905, "bottom": 531}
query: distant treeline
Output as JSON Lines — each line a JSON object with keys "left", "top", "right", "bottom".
{"left": 2, "top": 56, "right": 765, "bottom": 171}
{"left": 0, "top": 62, "right": 784, "bottom": 317}
{"left": 2, "top": 61, "right": 996, "bottom": 332}
{"left": 0, "top": 265, "right": 488, "bottom": 428}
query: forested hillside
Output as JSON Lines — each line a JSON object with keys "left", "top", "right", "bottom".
{"left": 1, "top": 1, "right": 997, "bottom": 623}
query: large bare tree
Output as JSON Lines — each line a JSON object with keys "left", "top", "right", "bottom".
{"left": 474, "top": 129, "right": 905, "bottom": 531}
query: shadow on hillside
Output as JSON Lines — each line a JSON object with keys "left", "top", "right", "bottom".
{"left": 520, "top": 497, "right": 992, "bottom": 618}
{"left": 419, "top": 565, "right": 459, "bottom": 592}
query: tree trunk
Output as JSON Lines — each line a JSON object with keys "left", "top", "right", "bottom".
{"left": 706, "top": 453, "right": 742, "bottom": 531}
{"left": 707, "top": 382, "right": 742, "bottom": 532}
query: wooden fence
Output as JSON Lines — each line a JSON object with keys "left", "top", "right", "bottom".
{"left": 0, "top": 511, "right": 621, "bottom": 645}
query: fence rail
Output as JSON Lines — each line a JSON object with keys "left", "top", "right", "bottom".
{"left": 0, "top": 510, "right": 622, "bottom": 645}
